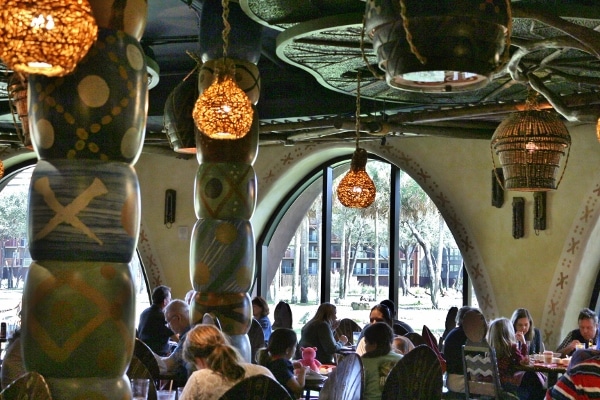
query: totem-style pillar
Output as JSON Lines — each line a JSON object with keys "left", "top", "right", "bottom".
{"left": 189, "top": 0, "right": 262, "bottom": 361}
{"left": 21, "top": 2, "right": 148, "bottom": 398}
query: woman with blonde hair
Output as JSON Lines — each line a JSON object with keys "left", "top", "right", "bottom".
{"left": 298, "top": 302, "right": 348, "bottom": 364}
{"left": 178, "top": 324, "right": 274, "bottom": 400}
{"left": 487, "top": 318, "right": 545, "bottom": 400}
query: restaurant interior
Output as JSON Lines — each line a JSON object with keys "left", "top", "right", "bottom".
{"left": 0, "top": 0, "right": 600, "bottom": 398}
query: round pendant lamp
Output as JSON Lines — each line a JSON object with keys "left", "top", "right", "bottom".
{"left": 0, "top": 0, "right": 98, "bottom": 77}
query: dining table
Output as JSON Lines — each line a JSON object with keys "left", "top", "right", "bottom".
{"left": 516, "top": 359, "right": 567, "bottom": 387}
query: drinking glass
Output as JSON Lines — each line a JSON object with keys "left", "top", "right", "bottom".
{"left": 177, "top": 387, "right": 184, "bottom": 400}
{"left": 352, "top": 331, "right": 360, "bottom": 345}
{"left": 157, "top": 390, "right": 176, "bottom": 400}
{"left": 131, "top": 378, "right": 150, "bottom": 400}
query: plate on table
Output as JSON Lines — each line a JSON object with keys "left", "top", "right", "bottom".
{"left": 305, "top": 369, "right": 327, "bottom": 381}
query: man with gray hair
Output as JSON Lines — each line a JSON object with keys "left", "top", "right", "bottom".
{"left": 155, "top": 299, "right": 194, "bottom": 389}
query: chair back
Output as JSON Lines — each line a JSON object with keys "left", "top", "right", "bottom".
{"left": 392, "top": 323, "right": 410, "bottom": 336}
{"left": 404, "top": 332, "right": 426, "bottom": 347}
{"left": 218, "top": 375, "right": 293, "bottom": 400}
{"left": 272, "top": 301, "right": 293, "bottom": 330}
{"left": 0, "top": 371, "right": 52, "bottom": 400}
{"left": 319, "top": 353, "right": 364, "bottom": 400}
{"left": 248, "top": 318, "right": 265, "bottom": 364}
{"left": 381, "top": 344, "right": 443, "bottom": 400}
{"left": 334, "top": 318, "right": 362, "bottom": 345}
{"left": 133, "top": 338, "right": 160, "bottom": 383}
{"left": 421, "top": 325, "right": 447, "bottom": 373}
{"left": 126, "top": 356, "right": 159, "bottom": 400}
{"left": 462, "top": 341, "right": 517, "bottom": 400}
{"left": 202, "top": 312, "right": 222, "bottom": 330}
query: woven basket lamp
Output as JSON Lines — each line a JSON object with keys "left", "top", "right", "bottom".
{"left": 336, "top": 69, "right": 376, "bottom": 209}
{"left": 491, "top": 109, "right": 571, "bottom": 191}
{"left": 192, "top": 0, "right": 253, "bottom": 140}
{"left": 337, "top": 147, "right": 377, "bottom": 208}
{"left": 193, "top": 58, "right": 253, "bottom": 140}
{"left": 0, "top": 0, "right": 98, "bottom": 77}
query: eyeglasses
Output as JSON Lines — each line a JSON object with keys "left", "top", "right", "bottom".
{"left": 370, "top": 318, "right": 385, "bottom": 323}
{"left": 166, "top": 314, "right": 179, "bottom": 326}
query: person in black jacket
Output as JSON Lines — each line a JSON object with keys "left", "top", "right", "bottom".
{"left": 137, "top": 285, "right": 175, "bottom": 356}
{"left": 557, "top": 308, "right": 600, "bottom": 357}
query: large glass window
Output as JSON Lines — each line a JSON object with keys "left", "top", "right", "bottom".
{"left": 259, "top": 158, "right": 476, "bottom": 337}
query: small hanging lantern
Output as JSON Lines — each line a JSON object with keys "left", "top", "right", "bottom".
{"left": 336, "top": 69, "right": 376, "bottom": 208}
{"left": 337, "top": 148, "right": 377, "bottom": 208}
{"left": 192, "top": 0, "right": 253, "bottom": 140}
{"left": 491, "top": 93, "right": 571, "bottom": 191}
{"left": 0, "top": 0, "right": 98, "bottom": 77}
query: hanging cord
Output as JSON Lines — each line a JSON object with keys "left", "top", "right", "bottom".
{"left": 221, "top": 0, "right": 230, "bottom": 60}
{"left": 355, "top": 71, "right": 361, "bottom": 149}
{"left": 360, "top": 14, "right": 384, "bottom": 81}
{"left": 496, "top": 0, "right": 513, "bottom": 73}
{"left": 398, "top": 0, "right": 427, "bottom": 65}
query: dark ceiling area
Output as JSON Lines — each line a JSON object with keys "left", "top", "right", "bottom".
{"left": 0, "top": 0, "right": 599, "bottom": 151}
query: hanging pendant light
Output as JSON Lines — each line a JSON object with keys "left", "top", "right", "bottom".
{"left": 336, "top": 70, "right": 376, "bottom": 208}
{"left": 192, "top": 0, "right": 253, "bottom": 140}
{"left": 0, "top": 0, "right": 98, "bottom": 77}
{"left": 491, "top": 92, "right": 571, "bottom": 191}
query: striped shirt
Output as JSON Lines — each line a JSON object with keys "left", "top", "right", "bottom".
{"left": 547, "top": 351, "right": 600, "bottom": 399}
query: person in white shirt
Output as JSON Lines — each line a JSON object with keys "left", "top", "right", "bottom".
{"left": 178, "top": 324, "right": 275, "bottom": 400}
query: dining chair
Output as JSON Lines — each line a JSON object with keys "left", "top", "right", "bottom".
{"left": 0, "top": 371, "right": 52, "bottom": 400}
{"left": 248, "top": 318, "right": 265, "bottom": 363}
{"left": 404, "top": 331, "right": 426, "bottom": 347}
{"left": 334, "top": 318, "right": 362, "bottom": 345}
{"left": 422, "top": 325, "right": 447, "bottom": 372}
{"left": 462, "top": 340, "right": 518, "bottom": 400}
{"left": 218, "top": 374, "right": 293, "bottom": 400}
{"left": 132, "top": 338, "right": 161, "bottom": 384}
{"left": 381, "top": 344, "right": 443, "bottom": 400}
{"left": 202, "top": 312, "right": 222, "bottom": 330}
{"left": 126, "top": 356, "right": 159, "bottom": 400}
{"left": 319, "top": 352, "right": 363, "bottom": 400}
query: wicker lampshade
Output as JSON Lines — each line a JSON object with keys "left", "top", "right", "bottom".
{"left": 0, "top": 0, "right": 98, "bottom": 77}
{"left": 193, "top": 67, "right": 254, "bottom": 140}
{"left": 337, "top": 148, "right": 376, "bottom": 208}
{"left": 491, "top": 109, "right": 571, "bottom": 191}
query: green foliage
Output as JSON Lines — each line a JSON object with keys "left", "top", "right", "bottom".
{"left": 0, "top": 191, "right": 28, "bottom": 241}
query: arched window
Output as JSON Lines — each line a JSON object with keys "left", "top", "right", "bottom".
{"left": 257, "top": 156, "right": 476, "bottom": 337}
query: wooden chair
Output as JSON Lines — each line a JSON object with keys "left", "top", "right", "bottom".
{"left": 0, "top": 371, "right": 52, "bottom": 400}
{"left": 462, "top": 341, "right": 518, "bottom": 400}
{"left": 272, "top": 301, "right": 293, "bottom": 330}
{"left": 319, "top": 353, "right": 363, "bottom": 400}
{"left": 404, "top": 331, "right": 426, "bottom": 347}
{"left": 202, "top": 312, "right": 222, "bottom": 330}
{"left": 334, "top": 318, "right": 362, "bottom": 345}
{"left": 133, "top": 338, "right": 160, "bottom": 384}
{"left": 126, "top": 356, "right": 158, "bottom": 400}
{"left": 248, "top": 318, "right": 265, "bottom": 364}
{"left": 218, "top": 375, "right": 293, "bottom": 400}
{"left": 381, "top": 344, "right": 443, "bottom": 400}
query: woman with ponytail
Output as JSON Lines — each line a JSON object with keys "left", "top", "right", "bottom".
{"left": 178, "top": 324, "right": 274, "bottom": 400}
{"left": 256, "top": 328, "right": 307, "bottom": 399}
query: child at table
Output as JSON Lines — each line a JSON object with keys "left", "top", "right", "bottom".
{"left": 488, "top": 317, "right": 546, "bottom": 400}
{"left": 256, "top": 328, "right": 307, "bottom": 399}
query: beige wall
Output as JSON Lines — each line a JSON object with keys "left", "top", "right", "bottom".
{"left": 10, "top": 121, "right": 597, "bottom": 349}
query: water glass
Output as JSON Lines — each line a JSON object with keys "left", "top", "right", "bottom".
{"left": 131, "top": 379, "right": 150, "bottom": 400}
{"left": 157, "top": 390, "right": 176, "bottom": 400}
{"left": 352, "top": 331, "right": 360, "bottom": 345}
{"left": 177, "top": 387, "right": 184, "bottom": 400}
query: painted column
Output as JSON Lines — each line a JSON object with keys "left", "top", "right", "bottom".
{"left": 188, "top": 0, "right": 262, "bottom": 361}
{"left": 21, "top": 2, "right": 148, "bottom": 398}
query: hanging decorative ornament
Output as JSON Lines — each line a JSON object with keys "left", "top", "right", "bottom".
{"left": 0, "top": 0, "right": 98, "bottom": 77}
{"left": 337, "top": 147, "right": 377, "bottom": 208}
{"left": 193, "top": 58, "right": 253, "bottom": 139}
{"left": 491, "top": 91, "right": 571, "bottom": 191}
{"left": 192, "top": 0, "right": 253, "bottom": 140}
{"left": 336, "top": 69, "right": 376, "bottom": 208}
